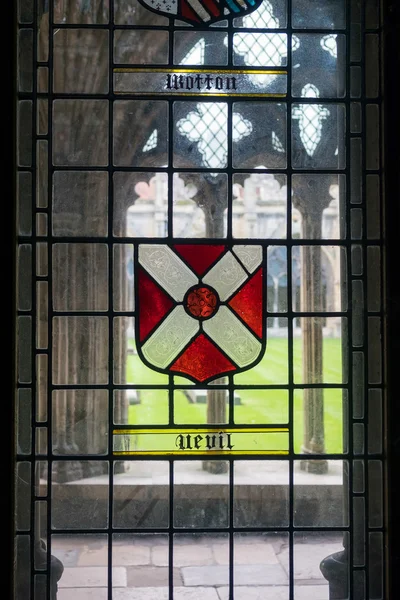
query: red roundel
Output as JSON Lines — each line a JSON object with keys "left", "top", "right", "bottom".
{"left": 186, "top": 286, "right": 218, "bottom": 319}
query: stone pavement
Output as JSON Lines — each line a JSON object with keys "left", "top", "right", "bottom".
{"left": 54, "top": 531, "right": 344, "bottom": 599}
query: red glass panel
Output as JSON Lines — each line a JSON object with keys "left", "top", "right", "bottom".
{"left": 138, "top": 267, "right": 174, "bottom": 341}
{"left": 171, "top": 333, "right": 236, "bottom": 382}
{"left": 173, "top": 244, "right": 226, "bottom": 276}
{"left": 228, "top": 268, "right": 263, "bottom": 338}
{"left": 181, "top": 0, "right": 201, "bottom": 23}
{"left": 201, "top": 0, "right": 220, "bottom": 18}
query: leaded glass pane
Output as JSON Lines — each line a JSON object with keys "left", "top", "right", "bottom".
{"left": 14, "top": 0, "right": 386, "bottom": 598}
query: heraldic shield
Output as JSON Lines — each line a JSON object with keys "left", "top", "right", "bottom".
{"left": 137, "top": 0, "right": 264, "bottom": 27}
{"left": 135, "top": 243, "right": 267, "bottom": 384}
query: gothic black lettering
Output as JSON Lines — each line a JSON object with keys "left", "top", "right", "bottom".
{"left": 174, "top": 432, "right": 235, "bottom": 451}
{"left": 165, "top": 73, "right": 239, "bottom": 93}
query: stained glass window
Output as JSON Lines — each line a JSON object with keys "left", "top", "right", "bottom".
{"left": 13, "top": 0, "right": 389, "bottom": 598}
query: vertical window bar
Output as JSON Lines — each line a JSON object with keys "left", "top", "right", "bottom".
{"left": 229, "top": 458, "right": 234, "bottom": 600}
{"left": 168, "top": 12, "right": 174, "bottom": 600}
{"left": 108, "top": 1, "right": 115, "bottom": 598}
{"left": 346, "top": 0, "right": 354, "bottom": 597}
{"left": 377, "top": 1, "right": 386, "bottom": 591}
{"left": 169, "top": 460, "right": 174, "bottom": 600}
{"left": 360, "top": 5, "right": 370, "bottom": 599}
{"left": 286, "top": 1, "right": 294, "bottom": 599}
{"left": 46, "top": 0, "right": 54, "bottom": 596}
{"left": 30, "top": 0, "right": 38, "bottom": 598}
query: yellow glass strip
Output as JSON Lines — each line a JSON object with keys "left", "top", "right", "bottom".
{"left": 114, "top": 427, "right": 288, "bottom": 435}
{"left": 114, "top": 68, "right": 287, "bottom": 75}
{"left": 114, "top": 450, "right": 289, "bottom": 456}
{"left": 113, "top": 427, "right": 289, "bottom": 456}
{"left": 113, "top": 92, "right": 287, "bottom": 97}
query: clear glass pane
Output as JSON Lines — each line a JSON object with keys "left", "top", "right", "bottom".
{"left": 18, "top": 100, "right": 32, "bottom": 167}
{"left": 292, "top": 35, "right": 346, "bottom": 98}
{"left": 295, "top": 388, "right": 347, "bottom": 455}
{"left": 233, "top": 532, "right": 289, "bottom": 596}
{"left": 292, "top": 0, "right": 345, "bottom": 29}
{"left": 233, "top": 33, "right": 288, "bottom": 66}
{"left": 53, "top": 172, "right": 108, "bottom": 237}
{"left": 292, "top": 246, "right": 346, "bottom": 312}
{"left": 294, "top": 532, "right": 348, "bottom": 599}
{"left": 18, "top": 29, "right": 33, "bottom": 92}
{"left": 173, "top": 172, "right": 227, "bottom": 237}
{"left": 234, "top": 460, "right": 289, "bottom": 527}
{"left": 16, "top": 462, "right": 31, "bottom": 531}
{"left": 54, "top": 0, "right": 109, "bottom": 23}
{"left": 233, "top": 174, "right": 287, "bottom": 238}
{"left": 113, "top": 461, "right": 169, "bottom": 528}
{"left": 114, "top": 0, "right": 168, "bottom": 25}
{"left": 114, "top": 172, "right": 168, "bottom": 237}
{"left": 234, "top": 389, "right": 288, "bottom": 425}
{"left": 114, "top": 29, "right": 169, "bottom": 64}
{"left": 18, "top": 0, "right": 33, "bottom": 23}
{"left": 52, "top": 244, "right": 109, "bottom": 311}
{"left": 233, "top": 103, "right": 287, "bottom": 169}
{"left": 174, "top": 533, "right": 229, "bottom": 588}
{"left": 53, "top": 100, "right": 109, "bottom": 166}
{"left": 52, "top": 535, "right": 109, "bottom": 598}
{"left": 174, "top": 460, "right": 229, "bottom": 528}
{"left": 174, "top": 31, "right": 228, "bottom": 65}
{"left": 292, "top": 103, "right": 345, "bottom": 169}
{"left": 18, "top": 316, "right": 32, "bottom": 384}
{"left": 113, "top": 533, "right": 169, "bottom": 595}
{"left": 18, "top": 244, "right": 32, "bottom": 311}
{"left": 15, "top": 536, "right": 30, "bottom": 600}
{"left": 114, "top": 101, "right": 168, "bottom": 167}
{"left": 294, "top": 461, "right": 348, "bottom": 527}
{"left": 17, "top": 172, "right": 32, "bottom": 235}
{"left": 17, "top": 390, "right": 32, "bottom": 455}
{"left": 174, "top": 101, "right": 227, "bottom": 169}
{"left": 292, "top": 174, "right": 346, "bottom": 239}
{"left": 293, "top": 318, "right": 345, "bottom": 384}
{"left": 115, "top": 389, "right": 169, "bottom": 425}
{"left": 53, "top": 30, "right": 109, "bottom": 93}
{"left": 52, "top": 317, "right": 109, "bottom": 384}
{"left": 233, "top": 0, "right": 287, "bottom": 28}
{"left": 51, "top": 462, "right": 109, "bottom": 529}
{"left": 113, "top": 244, "right": 134, "bottom": 310}
{"left": 52, "top": 390, "right": 108, "bottom": 455}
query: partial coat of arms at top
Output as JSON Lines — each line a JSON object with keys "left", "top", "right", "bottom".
{"left": 135, "top": 243, "right": 266, "bottom": 384}
{"left": 138, "top": 0, "right": 264, "bottom": 26}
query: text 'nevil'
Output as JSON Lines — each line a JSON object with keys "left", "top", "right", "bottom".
{"left": 175, "top": 431, "right": 235, "bottom": 450}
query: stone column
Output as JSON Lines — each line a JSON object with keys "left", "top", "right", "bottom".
{"left": 202, "top": 178, "right": 229, "bottom": 474}
{"left": 320, "top": 136, "right": 349, "bottom": 599}
{"left": 111, "top": 203, "right": 130, "bottom": 474}
{"left": 273, "top": 278, "right": 279, "bottom": 329}
{"left": 113, "top": 238, "right": 130, "bottom": 428}
{"left": 203, "top": 380, "right": 228, "bottom": 474}
{"left": 155, "top": 173, "right": 167, "bottom": 237}
{"left": 67, "top": 245, "right": 80, "bottom": 455}
{"left": 293, "top": 177, "right": 333, "bottom": 474}
{"left": 243, "top": 176, "right": 258, "bottom": 236}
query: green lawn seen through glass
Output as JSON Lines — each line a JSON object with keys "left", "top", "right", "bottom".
{"left": 125, "top": 337, "right": 344, "bottom": 454}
